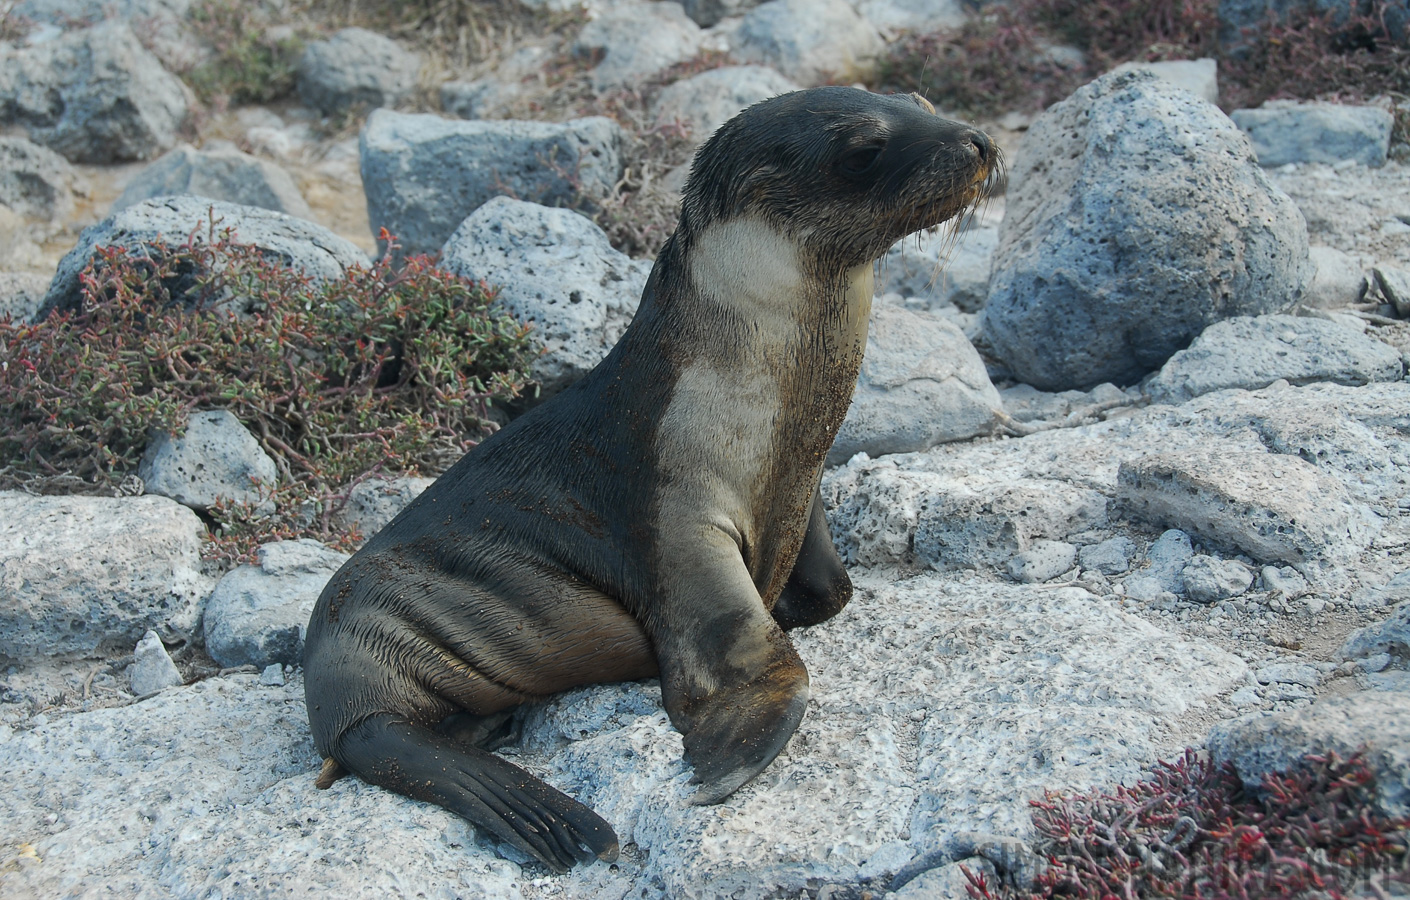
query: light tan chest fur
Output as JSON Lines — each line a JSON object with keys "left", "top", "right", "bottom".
{"left": 654, "top": 216, "right": 873, "bottom": 571}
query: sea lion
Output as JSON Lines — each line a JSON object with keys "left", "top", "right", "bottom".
{"left": 303, "top": 86, "right": 997, "bottom": 872}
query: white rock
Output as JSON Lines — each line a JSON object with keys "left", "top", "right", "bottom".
{"left": 40, "top": 196, "right": 369, "bottom": 319}
{"left": 733, "top": 0, "right": 884, "bottom": 83}
{"left": 139, "top": 409, "right": 279, "bottom": 513}
{"left": 1181, "top": 554, "right": 1253, "bottom": 604}
{"left": 652, "top": 65, "right": 800, "bottom": 142}
{"left": 853, "top": 0, "right": 967, "bottom": 34}
{"left": 0, "top": 574, "right": 1246, "bottom": 897}
{"left": 1108, "top": 57, "right": 1218, "bottom": 104}
{"left": 878, "top": 224, "right": 997, "bottom": 314}
{"left": 1146, "top": 314, "right": 1404, "bottom": 404}
{"left": 1117, "top": 448, "right": 1380, "bottom": 572}
{"left": 129, "top": 630, "right": 183, "bottom": 696}
{"left": 827, "top": 304, "right": 1000, "bottom": 466}
{"left": 332, "top": 475, "right": 435, "bottom": 540}
{"left": 1254, "top": 662, "right": 1320, "bottom": 688}
{"left": 0, "top": 492, "right": 211, "bottom": 661}
{"left": 111, "top": 142, "right": 312, "bottom": 219}
{"left": 574, "top": 1, "right": 704, "bottom": 90}
{"left": 1302, "top": 245, "right": 1367, "bottom": 308}
{"left": 439, "top": 197, "right": 650, "bottom": 397}
{"left": 1006, "top": 540, "right": 1077, "bottom": 583}
{"left": 203, "top": 540, "right": 349, "bottom": 669}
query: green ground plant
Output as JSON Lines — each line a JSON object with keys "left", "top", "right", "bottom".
{"left": 183, "top": 0, "right": 306, "bottom": 107}
{"left": 0, "top": 226, "right": 538, "bottom": 565}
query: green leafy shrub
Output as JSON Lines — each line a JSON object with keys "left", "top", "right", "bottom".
{"left": 0, "top": 226, "right": 538, "bottom": 564}
{"left": 184, "top": 0, "right": 305, "bottom": 106}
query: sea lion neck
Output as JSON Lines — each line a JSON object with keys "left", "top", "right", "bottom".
{"left": 666, "top": 215, "right": 875, "bottom": 347}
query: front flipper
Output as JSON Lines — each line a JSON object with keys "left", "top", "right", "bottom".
{"left": 771, "top": 488, "right": 853, "bottom": 631}
{"left": 649, "top": 526, "right": 811, "bottom": 805}
{"left": 332, "top": 714, "right": 617, "bottom": 873}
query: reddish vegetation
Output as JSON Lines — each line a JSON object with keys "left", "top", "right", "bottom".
{"left": 880, "top": 0, "right": 1408, "bottom": 127}
{"left": 964, "top": 749, "right": 1410, "bottom": 900}
{"left": 0, "top": 227, "right": 537, "bottom": 564}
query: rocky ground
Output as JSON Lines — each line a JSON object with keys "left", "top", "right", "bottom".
{"left": 3, "top": 1, "right": 1410, "bottom": 898}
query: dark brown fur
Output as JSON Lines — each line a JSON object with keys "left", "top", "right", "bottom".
{"left": 304, "top": 87, "right": 997, "bottom": 872}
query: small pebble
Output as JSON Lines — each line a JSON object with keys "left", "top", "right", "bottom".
{"left": 259, "top": 664, "right": 286, "bottom": 687}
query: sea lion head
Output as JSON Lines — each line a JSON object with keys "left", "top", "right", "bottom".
{"left": 681, "top": 86, "right": 1000, "bottom": 270}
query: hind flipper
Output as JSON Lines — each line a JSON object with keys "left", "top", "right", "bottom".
{"left": 336, "top": 714, "right": 617, "bottom": 873}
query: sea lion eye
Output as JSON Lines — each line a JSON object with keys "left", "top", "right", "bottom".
{"left": 839, "top": 144, "right": 883, "bottom": 177}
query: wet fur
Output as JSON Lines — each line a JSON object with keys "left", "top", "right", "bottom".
{"left": 303, "top": 86, "right": 997, "bottom": 872}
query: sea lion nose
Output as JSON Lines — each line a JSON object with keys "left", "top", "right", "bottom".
{"left": 965, "top": 129, "right": 993, "bottom": 165}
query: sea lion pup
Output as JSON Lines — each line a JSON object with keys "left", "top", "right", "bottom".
{"left": 303, "top": 86, "right": 997, "bottom": 872}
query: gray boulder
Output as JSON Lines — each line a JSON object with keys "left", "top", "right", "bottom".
{"left": 983, "top": 70, "right": 1312, "bottom": 391}
{"left": 998, "top": 381, "right": 1129, "bottom": 425}
{"left": 827, "top": 304, "right": 1000, "bottom": 465}
{"left": 1231, "top": 101, "right": 1395, "bottom": 168}
{"left": 1340, "top": 602, "right": 1410, "bottom": 668}
{"left": 1208, "top": 692, "right": 1410, "bottom": 818}
{"left": 129, "top": 630, "right": 184, "bottom": 696}
{"left": 39, "top": 196, "right": 369, "bottom": 319}
{"left": 1006, "top": 539, "right": 1077, "bottom": 583}
{"left": 0, "top": 136, "right": 82, "bottom": 221}
{"left": 1145, "top": 314, "right": 1404, "bottom": 404}
{"left": 574, "top": 1, "right": 704, "bottom": 90}
{"left": 297, "top": 28, "right": 421, "bottom": 118}
{"left": 0, "top": 271, "right": 51, "bottom": 323}
{"left": 360, "top": 110, "right": 625, "bottom": 258}
{"left": 203, "top": 540, "right": 349, "bottom": 669}
{"left": 679, "top": 0, "right": 760, "bottom": 26}
{"left": 1079, "top": 536, "right": 1137, "bottom": 575}
{"left": 439, "top": 197, "right": 650, "bottom": 396}
{"left": 878, "top": 225, "right": 998, "bottom": 313}
{"left": 853, "top": 0, "right": 967, "bottom": 33}
{"left": 1303, "top": 245, "right": 1367, "bottom": 308}
{"left": 1122, "top": 529, "right": 1193, "bottom": 601}
{"left": 10, "top": 0, "right": 197, "bottom": 64}
{"left": 1375, "top": 265, "right": 1410, "bottom": 318}
{"left": 733, "top": 0, "right": 885, "bottom": 83}
{"left": 332, "top": 475, "right": 435, "bottom": 539}
{"left": 139, "top": 410, "right": 279, "bottom": 513}
{"left": 1117, "top": 448, "right": 1379, "bottom": 571}
{"left": 112, "top": 142, "right": 312, "bottom": 219}
{"left": 1108, "top": 58, "right": 1219, "bottom": 104}
{"left": 912, "top": 480, "right": 1108, "bottom": 571}
{"left": 0, "top": 492, "right": 211, "bottom": 661}
{"left": 1181, "top": 554, "right": 1254, "bottom": 603}
{"left": 439, "top": 46, "right": 551, "bottom": 120}
{"left": 0, "top": 22, "right": 191, "bottom": 163}
{"left": 652, "top": 65, "right": 800, "bottom": 142}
